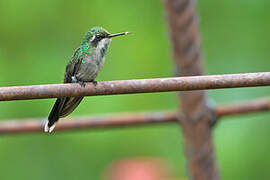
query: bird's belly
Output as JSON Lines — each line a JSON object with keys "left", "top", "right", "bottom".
{"left": 76, "top": 61, "right": 98, "bottom": 82}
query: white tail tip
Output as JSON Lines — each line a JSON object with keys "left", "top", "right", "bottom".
{"left": 44, "top": 120, "right": 56, "bottom": 133}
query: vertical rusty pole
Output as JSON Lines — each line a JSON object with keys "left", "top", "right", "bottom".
{"left": 162, "top": 0, "right": 219, "bottom": 180}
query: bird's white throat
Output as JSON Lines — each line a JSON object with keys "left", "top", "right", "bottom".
{"left": 97, "top": 38, "right": 111, "bottom": 58}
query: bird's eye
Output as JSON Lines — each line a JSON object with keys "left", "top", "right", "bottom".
{"left": 96, "top": 34, "right": 102, "bottom": 40}
{"left": 90, "top": 34, "right": 102, "bottom": 43}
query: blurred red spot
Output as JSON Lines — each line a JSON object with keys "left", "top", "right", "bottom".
{"left": 104, "top": 157, "right": 171, "bottom": 180}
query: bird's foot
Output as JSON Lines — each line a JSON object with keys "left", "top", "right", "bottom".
{"left": 71, "top": 76, "right": 86, "bottom": 87}
{"left": 78, "top": 81, "right": 86, "bottom": 87}
{"left": 91, "top": 80, "right": 98, "bottom": 86}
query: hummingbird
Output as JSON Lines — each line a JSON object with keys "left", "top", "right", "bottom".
{"left": 45, "top": 27, "right": 129, "bottom": 133}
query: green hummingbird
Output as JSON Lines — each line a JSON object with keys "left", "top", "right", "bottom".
{"left": 45, "top": 27, "right": 129, "bottom": 133}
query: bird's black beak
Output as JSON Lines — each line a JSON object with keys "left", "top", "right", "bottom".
{"left": 108, "top": 32, "right": 129, "bottom": 38}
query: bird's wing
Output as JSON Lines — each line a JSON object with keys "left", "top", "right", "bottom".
{"left": 64, "top": 47, "right": 82, "bottom": 83}
{"left": 59, "top": 96, "right": 84, "bottom": 118}
{"left": 57, "top": 47, "right": 86, "bottom": 118}
{"left": 47, "top": 47, "right": 87, "bottom": 130}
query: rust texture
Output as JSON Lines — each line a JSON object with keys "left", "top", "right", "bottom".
{"left": 0, "top": 112, "right": 176, "bottom": 134}
{"left": 216, "top": 98, "right": 270, "bottom": 117}
{"left": 0, "top": 98, "right": 269, "bottom": 134}
{"left": 162, "top": 0, "right": 219, "bottom": 179}
{"left": 0, "top": 72, "right": 270, "bottom": 101}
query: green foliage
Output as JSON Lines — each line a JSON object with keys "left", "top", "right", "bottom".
{"left": 0, "top": 0, "right": 270, "bottom": 179}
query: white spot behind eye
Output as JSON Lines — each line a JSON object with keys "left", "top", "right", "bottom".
{"left": 90, "top": 35, "right": 96, "bottom": 42}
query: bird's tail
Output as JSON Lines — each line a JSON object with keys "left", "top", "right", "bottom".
{"left": 45, "top": 98, "right": 63, "bottom": 133}
{"left": 45, "top": 97, "right": 84, "bottom": 133}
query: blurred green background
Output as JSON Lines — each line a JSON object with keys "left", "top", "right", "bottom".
{"left": 0, "top": 0, "right": 270, "bottom": 179}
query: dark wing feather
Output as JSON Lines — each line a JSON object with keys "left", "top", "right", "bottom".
{"left": 48, "top": 97, "right": 66, "bottom": 127}
{"left": 48, "top": 47, "right": 84, "bottom": 126}
{"left": 59, "top": 47, "right": 85, "bottom": 117}
{"left": 64, "top": 47, "right": 81, "bottom": 83}
{"left": 59, "top": 97, "right": 84, "bottom": 118}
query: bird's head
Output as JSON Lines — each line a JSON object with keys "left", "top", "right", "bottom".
{"left": 82, "top": 27, "right": 129, "bottom": 48}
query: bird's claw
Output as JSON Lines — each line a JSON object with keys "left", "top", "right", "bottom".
{"left": 91, "top": 80, "right": 98, "bottom": 86}
{"left": 79, "top": 81, "right": 86, "bottom": 87}
{"left": 71, "top": 76, "right": 86, "bottom": 87}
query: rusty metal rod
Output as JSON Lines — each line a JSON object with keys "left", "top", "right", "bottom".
{"left": 0, "top": 112, "right": 176, "bottom": 134}
{"left": 216, "top": 98, "right": 270, "bottom": 117}
{"left": 0, "top": 72, "right": 270, "bottom": 101}
{"left": 163, "top": 0, "right": 219, "bottom": 179}
{"left": 0, "top": 98, "right": 269, "bottom": 134}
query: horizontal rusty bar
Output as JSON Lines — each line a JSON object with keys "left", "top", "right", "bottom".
{"left": 0, "top": 72, "right": 270, "bottom": 101}
{"left": 0, "top": 98, "right": 269, "bottom": 134}
{"left": 216, "top": 98, "right": 270, "bottom": 117}
{"left": 0, "top": 112, "right": 176, "bottom": 134}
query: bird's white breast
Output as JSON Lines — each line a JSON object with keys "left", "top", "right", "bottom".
{"left": 97, "top": 38, "right": 111, "bottom": 56}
